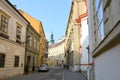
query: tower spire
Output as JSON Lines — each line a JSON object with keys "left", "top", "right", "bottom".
{"left": 50, "top": 32, "right": 54, "bottom": 45}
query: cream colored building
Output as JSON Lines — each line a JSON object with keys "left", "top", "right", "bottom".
{"left": 88, "top": 0, "right": 120, "bottom": 80}
{"left": 65, "top": 0, "right": 87, "bottom": 72}
{"left": 0, "top": 0, "right": 29, "bottom": 79}
{"left": 48, "top": 37, "right": 65, "bottom": 67}
{"left": 74, "top": 0, "right": 89, "bottom": 72}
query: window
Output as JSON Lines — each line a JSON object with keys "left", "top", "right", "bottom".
{"left": 95, "top": 0, "right": 104, "bottom": 40}
{"left": 0, "top": 9, "right": 10, "bottom": 34}
{"left": 29, "top": 35, "right": 32, "bottom": 47}
{"left": 16, "top": 25, "right": 21, "bottom": 40}
{"left": 16, "top": 23, "right": 22, "bottom": 44}
{"left": 28, "top": 36, "right": 32, "bottom": 47}
{"left": 0, "top": 15, "right": 9, "bottom": 33}
{"left": 0, "top": 53, "right": 5, "bottom": 68}
{"left": 0, "top": 10, "right": 10, "bottom": 39}
{"left": 14, "top": 56, "right": 19, "bottom": 67}
{"left": 27, "top": 33, "right": 33, "bottom": 47}
{"left": 26, "top": 31, "right": 31, "bottom": 47}
{"left": 37, "top": 41, "right": 39, "bottom": 51}
{"left": 34, "top": 38, "right": 37, "bottom": 49}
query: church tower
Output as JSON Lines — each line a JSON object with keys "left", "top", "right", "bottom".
{"left": 49, "top": 33, "right": 54, "bottom": 45}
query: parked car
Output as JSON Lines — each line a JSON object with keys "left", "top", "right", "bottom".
{"left": 38, "top": 64, "right": 49, "bottom": 72}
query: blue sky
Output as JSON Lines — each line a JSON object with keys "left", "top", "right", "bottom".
{"left": 9, "top": 0, "right": 72, "bottom": 43}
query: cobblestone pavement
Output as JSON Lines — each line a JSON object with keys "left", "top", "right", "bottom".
{"left": 6, "top": 68, "right": 87, "bottom": 80}
{"left": 63, "top": 69, "right": 87, "bottom": 80}
{"left": 6, "top": 68, "right": 62, "bottom": 80}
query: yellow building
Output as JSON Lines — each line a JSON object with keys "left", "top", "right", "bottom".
{"left": 19, "top": 10, "right": 47, "bottom": 67}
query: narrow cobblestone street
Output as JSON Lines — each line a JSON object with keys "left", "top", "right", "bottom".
{"left": 7, "top": 68, "right": 62, "bottom": 80}
{"left": 1, "top": 0, "right": 119, "bottom": 80}
{"left": 6, "top": 68, "right": 86, "bottom": 80}
{"left": 63, "top": 69, "right": 87, "bottom": 80}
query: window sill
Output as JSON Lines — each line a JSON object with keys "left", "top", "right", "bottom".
{"left": 0, "top": 32, "right": 9, "bottom": 39}
{"left": 16, "top": 40, "right": 22, "bottom": 44}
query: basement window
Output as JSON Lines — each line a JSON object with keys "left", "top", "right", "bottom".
{"left": 0, "top": 53, "right": 6, "bottom": 68}
{"left": 14, "top": 56, "right": 19, "bottom": 67}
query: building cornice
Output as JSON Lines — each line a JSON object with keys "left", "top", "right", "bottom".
{"left": 5, "top": 0, "right": 29, "bottom": 24}
{"left": 92, "top": 20, "right": 120, "bottom": 57}
{"left": 49, "top": 39, "right": 65, "bottom": 49}
{"left": 65, "top": 1, "right": 74, "bottom": 36}
{"left": 75, "top": 0, "right": 88, "bottom": 23}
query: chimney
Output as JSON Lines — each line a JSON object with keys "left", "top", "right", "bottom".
{"left": 13, "top": 5, "right": 17, "bottom": 8}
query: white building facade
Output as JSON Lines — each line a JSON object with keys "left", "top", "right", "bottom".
{"left": 48, "top": 38, "right": 65, "bottom": 68}
{"left": 0, "top": 0, "right": 29, "bottom": 79}
{"left": 87, "top": 0, "right": 120, "bottom": 80}
{"left": 80, "top": 15, "right": 89, "bottom": 72}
